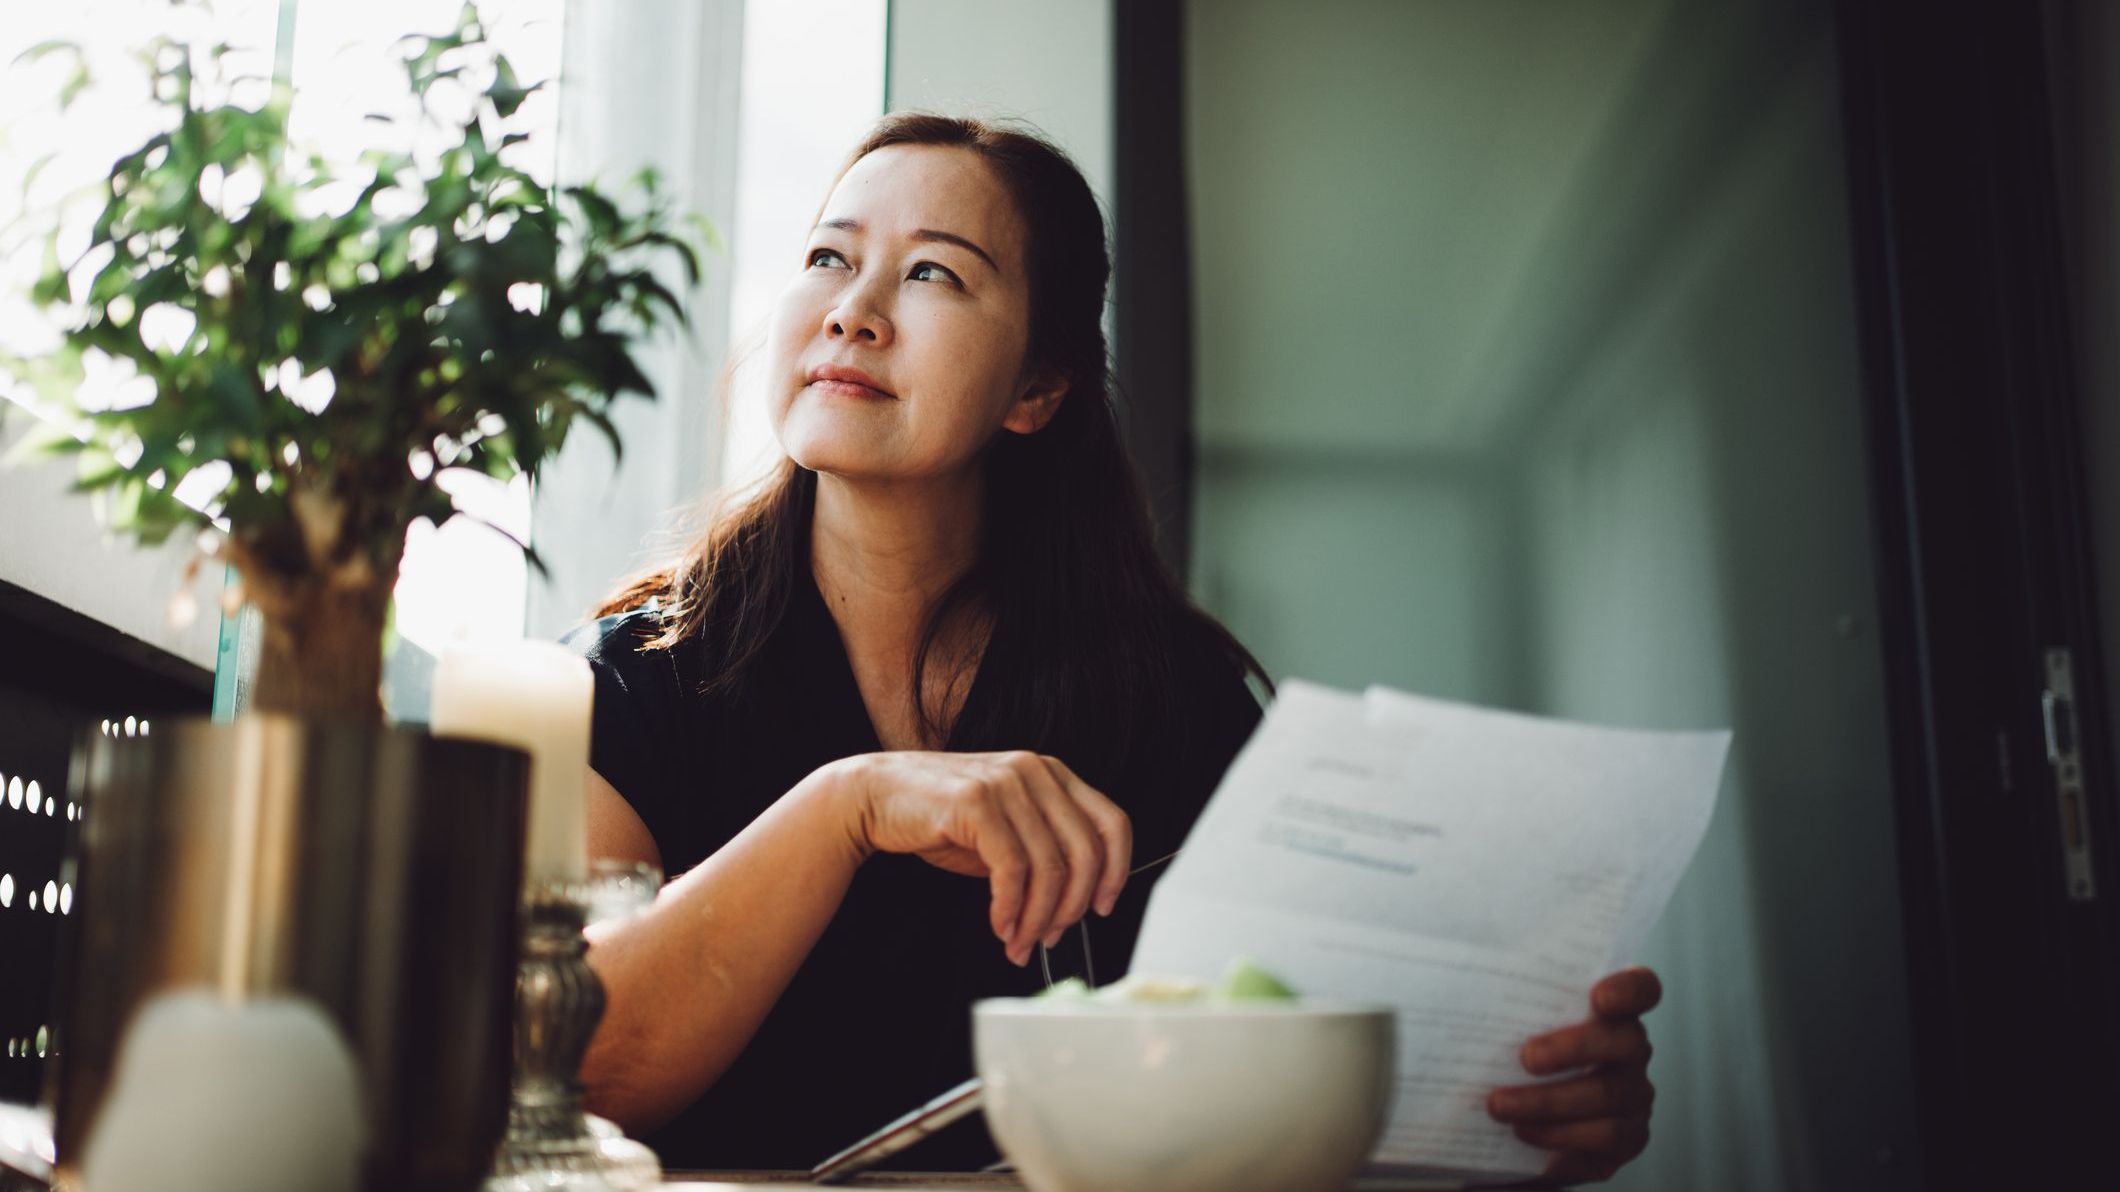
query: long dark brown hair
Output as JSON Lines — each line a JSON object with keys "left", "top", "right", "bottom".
{"left": 594, "top": 113, "right": 1267, "bottom": 785}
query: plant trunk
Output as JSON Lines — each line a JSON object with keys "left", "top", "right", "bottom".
{"left": 247, "top": 579, "right": 393, "bottom": 724}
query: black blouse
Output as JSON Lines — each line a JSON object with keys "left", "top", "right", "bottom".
{"left": 561, "top": 567, "right": 1263, "bottom": 1172}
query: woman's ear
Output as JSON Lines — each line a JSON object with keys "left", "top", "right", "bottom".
{"left": 1001, "top": 372, "right": 1069, "bottom": 435}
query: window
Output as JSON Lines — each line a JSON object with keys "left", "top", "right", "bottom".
{"left": 0, "top": 0, "right": 284, "bottom": 672}
{"left": 1, "top": 2, "right": 283, "bottom": 427}
{"left": 2, "top": 1, "right": 892, "bottom": 677}
{"left": 0, "top": 1, "right": 563, "bottom": 671}
{"left": 279, "top": 0, "right": 564, "bottom": 653}
{"left": 722, "top": 0, "right": 889, "bottom": 484}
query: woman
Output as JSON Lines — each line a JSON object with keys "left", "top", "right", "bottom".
{"left": 568, "top": 114, "right": 1660, "bottom": 1184}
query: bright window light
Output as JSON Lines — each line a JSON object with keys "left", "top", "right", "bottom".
{"left": 721, "top": 0, "right": 889, "bottom": 486}
{"left": 4, "top": 2, "right": 874, "bottom": 657}
{"left": 282, "top": 0, "right": 562, "bottom": 653}
{"left": 0, "top": 0, "right": 282, "bottom": 423}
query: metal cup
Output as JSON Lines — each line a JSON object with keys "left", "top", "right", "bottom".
{"left": 45, "top": 715, "right": 528, "bottom": 1192}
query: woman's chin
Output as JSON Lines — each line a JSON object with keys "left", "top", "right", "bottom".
{"left": 778, "top": 416, "right": 882, "bottom": 469}
{"left": 781, "top": 438, "right": 900, "bottom": 483}
{"left": 777, "top": 418, "right": 964, "bottom": 487}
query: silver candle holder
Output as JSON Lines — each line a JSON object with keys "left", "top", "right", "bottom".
{"left": 486, "top": 863, "right": 661, "bottom": 1192}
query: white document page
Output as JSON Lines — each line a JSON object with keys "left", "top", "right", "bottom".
{"left": 1130, "top": 680, "right": 1730, "bottom": 1183}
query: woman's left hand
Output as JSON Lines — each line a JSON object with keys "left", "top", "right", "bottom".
{"left": 1485, "top": 966, "right": 1662, "bottom": 1185}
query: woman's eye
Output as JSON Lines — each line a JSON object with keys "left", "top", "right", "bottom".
{"left": 806, "top": 250, "right": 954, "bottom": 285}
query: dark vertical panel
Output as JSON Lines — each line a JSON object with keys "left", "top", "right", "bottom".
{"left": 2043, "top": 0, "right": 2120, "bottom": 895}
{"left": 1834, "top": 1, "right": 2120, "bottom": 1185}
{"left": 0, "top": 579, "right": 210, "bottom": 1105}
{"left": 1112, "top": 0, "right": 1195, "bottom": 579}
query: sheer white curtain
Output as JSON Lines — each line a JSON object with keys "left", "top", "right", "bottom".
{"left": 720, "top": 0, "right": 888, "bottom": 485}
{"left": 525, "top": 0, "right": 746, "bottom": 640}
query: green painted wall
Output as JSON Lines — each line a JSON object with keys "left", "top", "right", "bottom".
{"left": 1186, "top": 2, "right": 1921, "bottom": 1187}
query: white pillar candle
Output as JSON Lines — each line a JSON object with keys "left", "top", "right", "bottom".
{"left": 85, "top": 991, "right": 365, "bottom": 1192}
{"left": 430, "top": 640, "right": 592, "bottom": 885}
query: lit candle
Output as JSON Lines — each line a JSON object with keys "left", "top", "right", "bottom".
{"left": 430, "top": 640, "right": 592, "bottom": 885}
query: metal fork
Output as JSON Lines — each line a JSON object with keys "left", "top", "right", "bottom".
{"left": 810, "top": 848, "right": 1184, "bottom": 1184}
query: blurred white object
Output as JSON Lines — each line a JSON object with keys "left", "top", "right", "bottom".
{"left": 0, "top": 1100, "right": 55, "bottom": 1185}
{"left": 582, "top": 858, "right": 662, "bottom": 929}
{"left": 973, "top": 998, "right": 1395, "bottom": 1192}
{"left": 82, "top": 990, "right": 364, "bottom": 1192}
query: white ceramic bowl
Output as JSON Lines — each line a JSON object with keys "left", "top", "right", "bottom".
{"left": 973, "top": 998, "right": 1396, "bottom": 1192}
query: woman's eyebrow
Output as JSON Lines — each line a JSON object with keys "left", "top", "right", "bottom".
{"left": 813, "top": 217, "right": 999, "bottom": 275}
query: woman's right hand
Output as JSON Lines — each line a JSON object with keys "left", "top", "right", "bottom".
{"left": 819, "top": 750, "right": 1133, "bottom": 966}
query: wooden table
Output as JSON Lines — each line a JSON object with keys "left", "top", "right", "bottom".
{"left": 663, "top": 1174, "right": 1475, "bottom": 1190}
{"left": 665, "top": 1170, "right": 1021, "bottom": 1179}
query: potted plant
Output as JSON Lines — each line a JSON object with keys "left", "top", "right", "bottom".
{"left": 5, "top": 6, "right": 704, "bottom": 723}
{"left": 0, "top": 6, "right": 707, "bottom": 1188}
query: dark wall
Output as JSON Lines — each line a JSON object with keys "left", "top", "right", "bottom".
{"left": 0, "top": 579, "right": 209, "bottom": 1104}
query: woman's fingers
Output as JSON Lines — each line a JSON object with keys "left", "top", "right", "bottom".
{"left": 1015, "top": 757, "right": 1105, "bottom": 948}
{"left": 965, "top": 798, "right": 1031, "bottom": 947}
{"left": 1536, "top": 1152, "right": 1626, "bottom": 1188}
{"left": 1518, "top": 1117, "right": 1650, "bottom": 1178}
{"left": 1488, "top": 1065, "right": 1655, "bottom": 1123}
{"left": 1484, "top": 972, "right": 1662, "bottom": 1184}
{"left": 1520, "top": 1017, "right": 1651, "bottom": 1075}
{"left": 845, "top": 750, "right": 1131, "bottom": 965}
{"left": 989, "top": 766, "right": 1070, "bottom": 965}
{"left": 1590, "top": 966, "right": 1663, "bottom": 1018}
{"left": 1043, "top": 756, "right": 1133, "bottom": 916}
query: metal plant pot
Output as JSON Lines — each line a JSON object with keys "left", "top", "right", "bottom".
{"left": 44, "top": 715, "right": 528, "bottom": 1192}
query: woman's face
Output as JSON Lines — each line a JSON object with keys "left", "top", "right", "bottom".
{"left": 764, "top": 143, "right": 1065, "bottom": 484}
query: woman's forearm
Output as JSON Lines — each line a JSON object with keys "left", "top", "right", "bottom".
{"left": 579, "top": 761, "right": 868, "bottom": 1133}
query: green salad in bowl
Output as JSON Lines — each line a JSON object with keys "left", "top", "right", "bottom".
{"left": 1035, "top": 956, "right": 1301, "bottom": 1005}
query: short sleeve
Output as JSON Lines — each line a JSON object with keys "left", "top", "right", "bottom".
{"left": 559, "top": 608, "right": 688, "bottom": 842}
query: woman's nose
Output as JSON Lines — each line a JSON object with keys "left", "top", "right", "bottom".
{"left": 824, "top": 281, "right": 893, "bottom": 346}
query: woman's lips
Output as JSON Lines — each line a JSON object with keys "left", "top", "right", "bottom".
{"left": 809, "top": 378, "right": 894, "bottom": 400}
{"left": 808, "top": 363, "right": 896, "bottom": 398}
